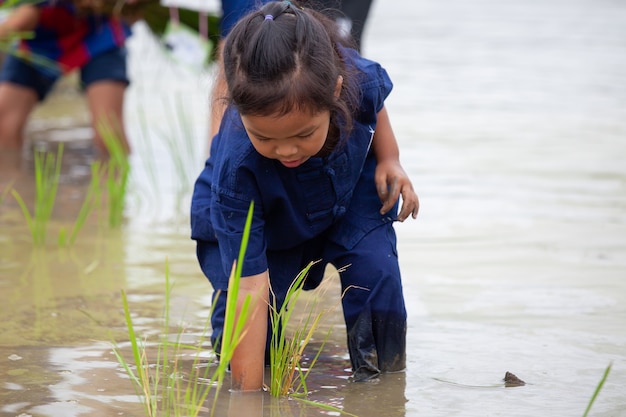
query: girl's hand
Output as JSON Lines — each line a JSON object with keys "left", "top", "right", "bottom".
{"left": 375, "top": 159, "right": 419, "bottom": 222}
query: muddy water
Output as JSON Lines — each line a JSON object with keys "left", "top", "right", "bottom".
{"left": 1, "top": 0, "right": 626, "bottom": 416}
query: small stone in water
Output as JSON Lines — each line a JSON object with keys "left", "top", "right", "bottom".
{"left": 8, "top": 354, "right": 22, "bottom": 361}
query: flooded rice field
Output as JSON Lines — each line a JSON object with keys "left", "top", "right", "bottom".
{"left": 1, "top": 0, "right": 625, "bottom": 415}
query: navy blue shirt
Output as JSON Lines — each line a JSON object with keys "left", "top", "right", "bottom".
{"left": 191, "top": 48, "right": 395, "bottom": 286}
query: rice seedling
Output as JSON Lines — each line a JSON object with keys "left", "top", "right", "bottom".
{"left": 207, "top": 201, "right": 258, "bottom": 415}
{"left": 265, "top": 264, "right": 361, "bottom": 416}
{"left": 11, "top": 143, "right": 64, "bottom": 246}
{"left": 582, "top": 362, "right": 612, "bottom": 417}
{"left": 98, "top": 120, "right": 130, "bottom": 228}
{"left": 267, "top": 263, "right": 358, "bottom": 399}
{"left": 113, "top": 202, "right": 257, "bottom": 417}
{"left": 216, "top": 204, "right": 350, "bottom": 415}
{"left": 113, "top": 259, "right": 216, "bottom": 417}
{"left": 113, "top": 200, "right": 347, "bottom": 415}
{"left": 267, "top": 260, "right": 326, "bottom": 397}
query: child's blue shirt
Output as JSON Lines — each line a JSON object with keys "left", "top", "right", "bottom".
{"left": 191, "top": 48, "right": 395, "bottom": 285}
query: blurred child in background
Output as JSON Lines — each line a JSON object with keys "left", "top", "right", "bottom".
{"left": 0, "top": 0, "right": 136, "bottom": 156}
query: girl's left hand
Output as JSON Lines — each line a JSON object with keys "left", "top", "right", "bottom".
{"left": 375, "top": 160, "right": 419, "bottom": 221}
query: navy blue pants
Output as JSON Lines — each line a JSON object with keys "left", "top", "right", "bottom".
{"left": 0, "top": 47, "right": 128, "bottom": 101}
{"left": 209, "top": 222, "right": 407, "bottom": 380}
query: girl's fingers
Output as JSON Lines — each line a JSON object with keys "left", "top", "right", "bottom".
{"left": 396, "top": 187, "right": 419, "bottom": 222}
{"left": 379, "top": 177, "right": 400, "bottom": 214}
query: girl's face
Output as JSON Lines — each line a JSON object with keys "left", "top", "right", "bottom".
{"left": 241, "top": 109, "right": 331, "bottom": 168}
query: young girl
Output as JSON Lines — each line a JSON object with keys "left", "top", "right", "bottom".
{"left": 191, "top": 0, "right": 419, "bottom": 391}
{"left": 0, "top": 0, "right": 134, "bottom": 154}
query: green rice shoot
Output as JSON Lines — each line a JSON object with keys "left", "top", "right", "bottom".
{"left": 99, "top": 120, "right": 130, "bottom": 228}
{"left": 11, "top": 143, "right": 64, "bottom": 245}
{"left": 582, "top": 362, "right": 612, "bottom": 417}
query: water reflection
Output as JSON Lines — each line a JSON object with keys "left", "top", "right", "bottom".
{"left": 341, "top": 373, "right": 407, "bottom": 416}
{"left": 200, "top": 370, "right": 407, "bottom": 417}
{"left": 1, "top": 343, "right": 143, "bottom": 417}
{"left": 0, "top": 246, "right": 129, "bottom": 347}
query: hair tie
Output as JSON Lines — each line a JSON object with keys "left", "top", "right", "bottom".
{"left": 264, "top": 14, "right": 274, "bottom": 20}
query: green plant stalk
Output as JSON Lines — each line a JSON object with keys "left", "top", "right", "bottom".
{"left": 0, "top": 42, "right": 61, "bottom": 76}
{"left": 290, "top": 317, "right": 333, "bottom": 397}
{"left": 112, "top": 260, "right": 197, "bottom": 417}
{"left": 35, "top": 143, "right": 64, "bottom": 244}
{"left": 112, "top": 203, "right": 257, "bottom": 417}
{"left": 99, "top": 120, "right": 130, "bottom": 228}
{"left": 211, "top": 202, "right": 257, "bottom": 399}
{"left": 268, "top": 260, "right": 323, "bottom": 397}
{"left": 161, "top": 261, "right": 215, "bottom": 416}
{"left": 582, "top": 362, "right": 612, "bottom": 417}
{"left": 157, "top": 260, "right": 216, "bottom": 417}
{"left": 108, "top": 200, "right": 349, "bottom": 416}
{"left": 174, "top": 328, "right": 215, "bottom": 417}
{"left": 111, "top": 200, "right": 340, "bottom": 414}
{"left": 115, "top": 289, "right": 155, "bottom": 416}
{"left": 1, "top": 0, "right": 46, "bottom": 9}
{"left": 12, "top": 143, "right": 64, "bottom": 245}
{"left": 161, "top": 259, "right": 173, "bottom": 416}
{"left": 1, "top": 30, "right": 34, "bottom": 40}
{"left": 154, "top": 265, "right": 181, "bottom": 416}
{"left": 11, "top": 189, "right": 35, "bottom": 239}
{"left": 268, "top": 266, "right": 354, "bottom": 406}
{"left": 67, "top": 161, "right": 104, "bottom": 245}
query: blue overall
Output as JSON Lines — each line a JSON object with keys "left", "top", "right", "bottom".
{"left": 190, "top": 48, "right": 407, "bottom": 380}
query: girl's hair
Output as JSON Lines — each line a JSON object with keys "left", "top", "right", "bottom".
{"left": 223, "top": 0, "right": 360, "bottom": 143}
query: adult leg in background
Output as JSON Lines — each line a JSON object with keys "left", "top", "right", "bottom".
{"left": 311, "top": 0, "right": 374, "bottom": 51}
{"left": 85, "top": 80, "right": 129, "bottom": 155}
{"left": 81, "top": 47, "right": 130, "bottom": 156}
{"left": 339, "top": 0, "right": 374, "bottom": 50}
{"left": 0, "top": 53, "right": 50, "bottom": 150}
{"left": 0, "top": 82, "right": 38, "bottom": 149}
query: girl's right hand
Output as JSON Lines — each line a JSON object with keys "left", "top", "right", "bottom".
{"left": 375, "top": 159, "right": 419, "bottom": 222}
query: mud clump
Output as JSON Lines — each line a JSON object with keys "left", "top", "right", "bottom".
{"left": 504, "top": 371, "right": 526, "bottom": 387}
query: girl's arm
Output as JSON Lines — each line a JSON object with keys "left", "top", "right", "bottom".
{"left": 0, "top": 5, "right": 40, "bottom": 39}
{"left": 371, "top": 105, "right": 419, "bottom": 221}
{"left": 229, "top": 270, "right": 269, "bottom": 391}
